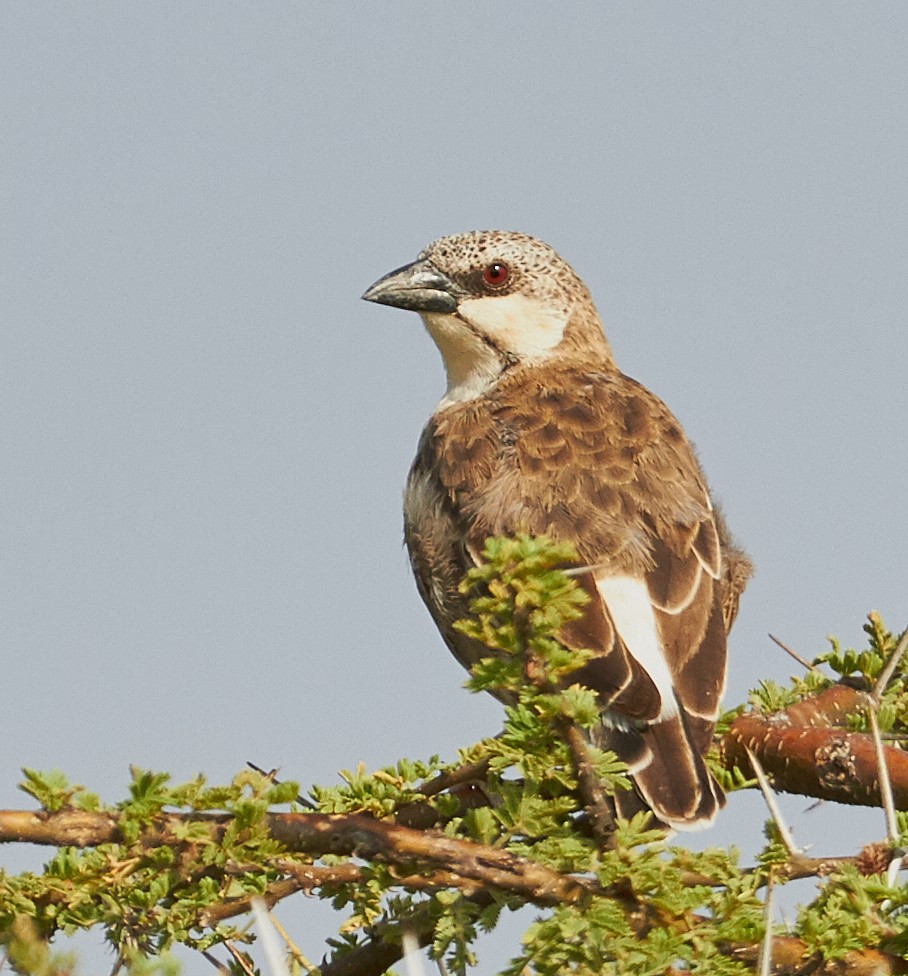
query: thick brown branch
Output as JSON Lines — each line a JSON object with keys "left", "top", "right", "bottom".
{"left": 779, "top": 684, "right": 873, "bottom": 729}
{"left": 318, "top": 935, "right": 420, "bottom": 976}
{"left": 0, "top": 807, "right": 600, "bottom": 908}
{"left": 726, "top": 935, "right": 908, "bottom": 975}
{"left": 265, "top": 811, "right": 599, "bottom": 905}
{"left": 0, "top": 808, "right": 120, "bottom": 846}
{"left": 4, "top": 804, "right": 898, "bottom": 976}
{"left": 721, "top": 686, "right": 908, "bottom": 807}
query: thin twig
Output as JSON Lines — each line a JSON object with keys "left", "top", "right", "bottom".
{"left": 868, "top": 708, "right": 899, "bottom": 845}
{"left": 199, "top": 877, "right": 304, "bottom": 927}
{"left": 872, "top": 625, "right": 908, "bottom": 701}
{"left": 768, "top": 633, "right": 824, "bottom": 675}
{"left": 744, "top": 746, "right": 799, "bottom": 856}
{"left": 555, "top": 719, "right": 616, "bottom": 845}
{"left": 747, "top": 854, "right": 858, "bottom": 886}
{"left": 511, "top": 600, "right": 616, "bottom": 845}
{"left": 415, "top": 756, "right": 493, "bottom": 799}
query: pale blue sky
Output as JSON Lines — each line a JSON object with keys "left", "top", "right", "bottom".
{"left": 3, "top": 4, "right": 907, "bottom": 972}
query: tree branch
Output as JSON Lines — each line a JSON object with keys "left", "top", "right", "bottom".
{"left": 721, "top": 684, "right": 908, "bottom": 807}
{"left": 0, "top": 807, "right": 601, "bottom": 908}
{"left": 265, "top": 811, "right": 600, "bottom": 906}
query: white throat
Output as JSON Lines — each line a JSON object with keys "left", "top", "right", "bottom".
{"left": 421, "top": 311, "right": 505, "bottom": 407}
{"left": 422, "top": 294, "right": 571, "bottom": 408}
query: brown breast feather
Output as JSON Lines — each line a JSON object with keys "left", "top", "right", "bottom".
{"left": 405, "top": 359, "right": 741, "bottom": 826}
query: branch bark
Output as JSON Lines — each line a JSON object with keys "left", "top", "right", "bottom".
{"left": 721, "top": 684, "right": 908, "bottom": 807}
{"left": 0, "top": 807, "right": 601, "bottom": 908}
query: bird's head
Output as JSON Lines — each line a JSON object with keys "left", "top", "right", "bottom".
{"left": 363, "top": 231, "right": 613, "bottom": 405}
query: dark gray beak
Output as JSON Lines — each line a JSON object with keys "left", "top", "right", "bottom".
{"left": 361, "top": 259, "right": 464, "bottom": 314}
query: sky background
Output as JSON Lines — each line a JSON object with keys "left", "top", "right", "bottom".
{"left": 3, "top": 3, "right": 907, "bottom": 973}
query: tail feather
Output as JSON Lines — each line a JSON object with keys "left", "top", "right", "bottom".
{"left": 595, "top": 712, "right": 724, "bottom": 831}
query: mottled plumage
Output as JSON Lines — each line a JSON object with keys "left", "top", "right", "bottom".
{"left": 363, "top": 231, "right": 750, "bottom": 830}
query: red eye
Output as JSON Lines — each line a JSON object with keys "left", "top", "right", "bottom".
{"left": 482, "top": 262, "right": 510, "bottom": 289}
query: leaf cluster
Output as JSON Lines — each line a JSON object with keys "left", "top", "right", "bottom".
{"left": 455, "top": 535, "right": 593, "bottom": 698}
{"left": 797, "top": 865, "right": 908, "bottom": 961}
{"left": 817, "top": 613, "right": 908, "bottom": 734}
{"left": 740, "top": 612, "right": 907, "bottom": 728}
{"left": 2, "top": 539, "right": 908, "bottom": 975}
{"left": 499, "top": 818, "right": 764, "bottom": 976}
{"left": 2, "top": 768, "right": 298, "bottom": 957}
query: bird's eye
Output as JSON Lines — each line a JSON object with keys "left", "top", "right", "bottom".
{"left": 482, "top": 262, "right": 510, "bottom": 289}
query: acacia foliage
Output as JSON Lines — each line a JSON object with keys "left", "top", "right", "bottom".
{"left": 1, "top": 537, "right": 907, "bottom": 975}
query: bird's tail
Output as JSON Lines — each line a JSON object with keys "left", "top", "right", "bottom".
{"left": 595, "top": 712, "right": 724, "bottom": 831}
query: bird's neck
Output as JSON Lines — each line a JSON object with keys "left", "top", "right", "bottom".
{"left": 421, "top": 311, "right": 510, "bottom": 408}
{"left": 561, "top": 305, "right": 616, "bottom": 363}
{"left": 422, "top": 304, "right": 616, "bottom": 410}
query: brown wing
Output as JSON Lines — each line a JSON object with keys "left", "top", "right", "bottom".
{"left": 413, "top": 362, "right": 745, "bottom": 829}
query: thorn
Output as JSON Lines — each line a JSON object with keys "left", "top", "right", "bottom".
{"left": 563, "top": 561, "right": 607, "bottom": 576}
{"left": 745, "top": 746, "right": 800, "bottom": 856}
{"left": 882, "top": 853, "right": 907, "bottom": 913}
{"left": 872, "top": 625, "right": 908, "bottom": 701}
{"left": 757, "top": 875, "right": 774, "bottom": 976}
{"left": 250, "top": 898, "right": 291, "bottom": 976}
{"left": 247, "top": 761, "right": 316, "bottom": 809}
{"left": 867, "top": 708, "right": 899, "bottom": 846}
{"left": 402, "top": 930, "right": 425, "bottom": 976}
{"left": 768, "top": 633, "right": 823, "bottom": 675}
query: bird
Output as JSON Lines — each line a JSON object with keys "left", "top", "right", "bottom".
{"left": 362, "top": 230, "right": 750, "bottom": 831}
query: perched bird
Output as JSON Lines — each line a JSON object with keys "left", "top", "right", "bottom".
{"left": 362, "top": 231, "right": 750, "bottom": 831}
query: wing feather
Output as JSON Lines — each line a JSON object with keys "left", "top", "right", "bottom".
{"left": 562, "top": 572, "right": 662, "bottom": 721}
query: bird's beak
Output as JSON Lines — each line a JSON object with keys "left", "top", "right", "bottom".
{"left": 361, "top": 259, "right": 464, "bottom": 314}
